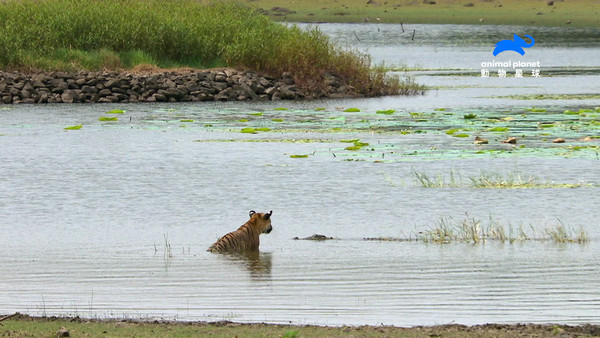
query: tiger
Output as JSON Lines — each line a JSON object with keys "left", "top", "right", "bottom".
{"left": 207, "top": 210, "right": 273, "bottom": 253}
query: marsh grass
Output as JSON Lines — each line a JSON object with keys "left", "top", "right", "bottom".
{"left": 0, "top": 0, "right": 409, "bottom": 96}
{"left": 418, "top": 216, "right": 589, "bottom": 244}
{"left": 412, "top": 169, "right": 459, "bottom": 188}
{"left": 412, "top": 170, "right": 595, "bottom": 189}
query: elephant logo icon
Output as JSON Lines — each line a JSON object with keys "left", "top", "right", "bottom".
{"left": 493, "top": 34, "right": 535, "bottom": 56}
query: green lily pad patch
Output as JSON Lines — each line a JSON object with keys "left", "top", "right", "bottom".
{"left": 64, "top": 125, "right": 83, "bottom": 130}
{"left": 180, "top": 119, "right": 194, "bottom": 122}
{"left": 343, "top": 108, "right": 360, "bottom": 112}
{"left": 290, "top": 154, "right": 309, "bottom": 158}
{"left": 488, "top": 127, "right": 509, "bottom": 132}
{"left": 105, "top": 109, "right": 125, "bottom": 114}
{"left": 376, "top": 109, "right": 395, "bottom": 115}
{"left": 99, "top": 116, "right": 118, "bottom": 121}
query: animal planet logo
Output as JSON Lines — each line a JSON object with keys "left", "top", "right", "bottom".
{"left": 493, "top": 34, "right": 535, "bottom": 56}
{"left": 480, "top": 34, "right": 541, "bottom": 77}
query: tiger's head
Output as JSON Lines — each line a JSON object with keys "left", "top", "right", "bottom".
{"left": 249, "top": 210, "right": 273, "bottom": 234}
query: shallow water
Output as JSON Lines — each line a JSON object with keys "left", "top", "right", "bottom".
{"left": 1, "top": 24, "right": 600, "bottom": 326}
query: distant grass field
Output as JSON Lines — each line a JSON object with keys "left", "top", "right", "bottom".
{"left": 252, "top": 0, "right": 599, "bottom": 27}
{"left": 0, "top": 0, "right": 407, "bottom": 96}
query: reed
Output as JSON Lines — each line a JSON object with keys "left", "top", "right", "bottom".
{"left": 418, "top": 216, "right": 589, "bottom": 244}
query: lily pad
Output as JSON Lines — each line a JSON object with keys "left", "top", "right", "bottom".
{"left": 64, "top": 125, "right": 82, "bottom": 130}
{"left": 343, "top": 108, "right": 360, "bottom": 112}
{"left": 376, "top": 109, "right": 395, "bottom": 115}
{"left": 488, "top": 127, "right": 509, "bottom": 132}
{"left": 105, "top": 109, "right": 125, "bottom": 114}
{"left": 180, "top": 119, "right": 194, "bottom": 122}
{"left": 99, "top": 116, "right": 118, "bottom": 121}
{"left": 290, "top": 154, "right": 309, "bottom": 158}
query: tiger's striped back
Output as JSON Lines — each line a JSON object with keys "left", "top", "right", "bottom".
{"left": 208, "top": 210, "right": 273, "bottom": 253}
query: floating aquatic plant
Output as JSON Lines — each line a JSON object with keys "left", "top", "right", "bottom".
{"left": 488, "top": 126, "right": 509, "bottom": 132}
{"left": 273, "top": 107, "right": 287, "bottom": 111}
{"left": 344, "top": 139, "right": 369, "bottom": 151}
{"left": 290, "top": 154, "right": 309, "bottom": 158}
{"left": 376, "top": 109, "right": 395, "bottom": 115}
{"left": 249, "top": 112, "right": 263, "bottom": 116}
{"left": 238, "top": 119, "right": 249, "bottom": 122}
{"left": 463, "top": 113, "right": 477, "bottom": 119}
{"left": 105, "top": 109, "right": 125, "bottom": 114}
{"left": 64, "top": 124, "right": 82, "bottom": 130}
{"left": 343, "top": 108, "right": 360, "bottom": 112}
{"left": 180, "top": 119, "right": 194, "bottom": 122}
{"left": 240, "top": 127, "right": 257, "bottom": 134}
{"left": 272, "top": 118, "right": 284, "bottom": 122}
{"left": 99, "top": 116, "right": 118, "bottom": 121}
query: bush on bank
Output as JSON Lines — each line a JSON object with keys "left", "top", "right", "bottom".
{"left": 0, "top": 0, "right": 413, "bottom": 96}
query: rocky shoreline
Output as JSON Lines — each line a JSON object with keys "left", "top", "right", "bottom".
{"left": 0, "top": 69, "right": 352, "bottom": 104}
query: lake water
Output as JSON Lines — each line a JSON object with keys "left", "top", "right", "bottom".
{"left": 1, "top": 24, "right": 599, "bottom": 326}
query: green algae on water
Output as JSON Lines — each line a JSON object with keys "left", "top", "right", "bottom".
{"left": 64, "top": 124, "right": 83, "bottom": 130}
{"left": 343, "top": 108, "right": 360, "bottom": 112}
{"left": 376, "top": 109, "right": 395, "bottom": 115}
{"left": 105, "top": 109, "right": 125, "bottom": 114}
{"left": 290, "top": 154, "right": 309, "bottom": 158}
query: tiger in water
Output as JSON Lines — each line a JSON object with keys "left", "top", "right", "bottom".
{"left": 208, "top": 210, "right": 273, "bottom": 253}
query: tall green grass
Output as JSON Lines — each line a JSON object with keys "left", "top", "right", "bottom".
{"left": 0, "top": 0, "right": 408, "bottom": 95}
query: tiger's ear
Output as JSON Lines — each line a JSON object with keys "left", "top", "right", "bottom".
{"left": 264, "top": 210, "right": 272, "bottom": 220}
{"left": 249, "top": 210, "right": 256, "bottom": 218}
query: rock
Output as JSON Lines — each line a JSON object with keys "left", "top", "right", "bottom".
{"left": 98, "top": 88, "right": 112, "bottom": 97}
{"left": 2, "top": 95, "right": 12, "bottom": 104}
{"left": 57, "top": 327, "right": 70, "bottom": 337}
{"left": 61, "top": 90, "right": 81, "bottom": 103}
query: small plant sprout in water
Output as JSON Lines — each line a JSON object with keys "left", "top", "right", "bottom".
{"left": 163, "top": 233, "right": 173, "bottom": 259}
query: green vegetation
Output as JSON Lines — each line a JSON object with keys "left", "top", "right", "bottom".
{"left": 4, "top": 314, "right": 596, "bottom": 338}
{"left": 290, "top": 154, "right": 309, "bottom": 158}
{"left": 412, "top": 170, "right": 597, "bottom": 189}
{"left": 376, "top": 109, "right": 396, "bottom": 115}
{"left": 343, "top": 108, "right": 360, "bottom": 112}
{"left": 0, "top": 0, "right": 407, "bottom": 96}
{"left": 64, "top": 124, "right": 82, "bottom": 130}
{"left": 418, "top": 216, "right": 588, "bottom": 244}
{"left": 105, "top": 109, "right": 125, "bottom": 114}
{"left": 99, "top": 116, "right": 118, "bottom": 122}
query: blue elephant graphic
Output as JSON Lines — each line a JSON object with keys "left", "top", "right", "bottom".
{"left": 493, "top": 34, "right": 535, "bottom": 56}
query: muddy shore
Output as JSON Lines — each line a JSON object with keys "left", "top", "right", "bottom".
{"left": 0, "top": 69, "right": 354, "bottom": 104}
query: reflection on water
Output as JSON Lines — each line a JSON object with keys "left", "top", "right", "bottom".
{"left": 1, "top": 23, "right": 600, "bottom": 326}
{"left": 217, "top": 252, "right": 273, "bottom": 281}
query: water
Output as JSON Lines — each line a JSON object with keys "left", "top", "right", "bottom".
{"left": 1, "top": 24, "right": 600, "bottom": 326}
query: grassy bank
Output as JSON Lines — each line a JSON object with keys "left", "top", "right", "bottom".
{"left": 0, "top": 0, "right": 408, "bottom": 96}
{"left": 254, "top": 0, "right": 599, "bottom": 27}
{"left": 2, "top": 314, "right": 600, "bottom": 337}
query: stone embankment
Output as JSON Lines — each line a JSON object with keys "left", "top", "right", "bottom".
{"left": 0, "top": 69, "right": 350, "bottom": 104}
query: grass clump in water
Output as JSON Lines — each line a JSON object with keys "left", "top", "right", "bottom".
{"left": 418, "top": 216, "right": 589, "bottom": 244}
{"left": 0, "top": 0, "right": 412, "bottom": 97}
